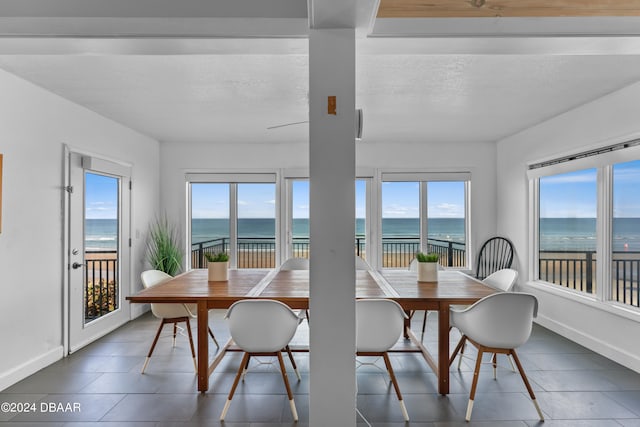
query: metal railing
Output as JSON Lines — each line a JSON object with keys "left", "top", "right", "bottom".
{"left": 190, "top": 236, "right": 466, "bottom": 269}
{"left": 85, "top": 251, "right": 118, "bottom": 322}
{"left": 539, "top": 250, "right": 640, "bottom": 308}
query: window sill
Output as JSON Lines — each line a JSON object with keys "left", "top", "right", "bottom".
{"left": 524, "top": 280, "right": 640, "bottom": 323}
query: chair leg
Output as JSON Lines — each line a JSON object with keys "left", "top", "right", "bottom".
{"left": 208, "top": 327, "right": 219, "bottom": 348}
{"left": 449, "top": 335, "right": 467, "bottom": 368}
{"left": 277, "top": 352, "right": 298, "bottom": 421}
{"left": 466, "top": 349, "right": 484, "bottom": 421}
{"left": 172, "top": 322, "right": 178, "bottom": 347}
{"left": 420, "top": 310, "right": 428, "bottom": 340}
{"left": 507, "top": 354, "right": 517, "bottom": 372}
{"left": 184, "top": 318, "right": 197, "bottom": 374}
{"left": 382, "top": 352, "right": 409, "bottom": 421}
{"left": 285, "top": 345, "right": 301, "bottom": 381}
{"left": 142, "top": 319, "right": 166, "bottom": 374}
{"left": 492, "top": 352, "right": 497, "bottom": 380}
{"left": 221, "top": 352, "right": 250, "bottom": 421}
{"left": 510, "top": 349, "right": 544, "bottom": 421}
{"left": 241, "top": 355, "right": 251, "bottom": 382}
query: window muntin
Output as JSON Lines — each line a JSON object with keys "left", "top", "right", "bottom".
{"left": 538, "top": 169, "right": 597, "bottom": 294}
{"left": 612, "top": 160, "right": 640, "bottom": 308}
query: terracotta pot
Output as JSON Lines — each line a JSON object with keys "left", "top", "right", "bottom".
{"left": 208, "top": 261, "right": 229, "bottom": 281}
{"left": 417, "top": 262, "right": 438, "bottom": 282}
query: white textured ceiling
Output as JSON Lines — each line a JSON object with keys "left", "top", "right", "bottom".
{"left": 1, "top": 1, "right": 640, "bottom": 145}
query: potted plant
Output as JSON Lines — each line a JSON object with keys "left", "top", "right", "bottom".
{"left": 415, "top": 252, "right": 439, "bottom": 282}
{"left": 205, "top": 252, "right": 229, "bottom": 281}
{"left": 146, "top": 215, "right": 183, "bottom": 277}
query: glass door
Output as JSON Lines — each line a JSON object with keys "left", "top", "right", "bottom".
{"left": 68, "top": 153, "right": 130, "bottom": 352}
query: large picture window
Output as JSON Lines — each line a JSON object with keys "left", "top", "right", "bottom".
{"left": 189, "top": 174, "right": 277, "bottom": 269}
{"left": 530, "top": 142, "right": 640, "bottom": 309}
{"left": 380, "top": 173, "right": 468, "bottom": 269}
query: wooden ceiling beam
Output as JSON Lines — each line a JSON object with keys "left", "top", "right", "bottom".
{"left": 378, "top": 0, "right": 640, "bottom": 18}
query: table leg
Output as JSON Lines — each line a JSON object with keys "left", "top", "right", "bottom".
{"left": 197, "top": 301, "right": 209, "bottom": 392}
{"left": 437, "top": 304, "right": 450, "bottom": 395}
{"left": 404, "top": 310, "right": 411, "bottom": 339}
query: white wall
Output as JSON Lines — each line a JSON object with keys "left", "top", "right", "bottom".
{"left": 0, "top": 69, "right": 160, "bottom": 390}
{"left": 497, "top": 81, "right": 640, "bottom": 373}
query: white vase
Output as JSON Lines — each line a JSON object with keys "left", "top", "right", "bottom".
{"left": 417, "top": 262, "right": 438, "bottom": 282}
{"left": 208, "top": 261, "right": 229, "bottom": 281}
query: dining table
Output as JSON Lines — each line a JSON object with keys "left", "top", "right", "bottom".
{"left": 127, "top": 268, "right": 496, "bottom": 394}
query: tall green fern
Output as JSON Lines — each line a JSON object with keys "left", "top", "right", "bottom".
{"left": 146, "top": 216, "right": 183, "bottom": 276}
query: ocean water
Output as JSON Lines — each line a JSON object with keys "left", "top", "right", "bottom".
{"left": 86, "top": 217, "right": 640, "bottom": 253}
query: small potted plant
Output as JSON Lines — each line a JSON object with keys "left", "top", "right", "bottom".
{"left": 205, "top": 252, "right": 229, "bottom": 281}
{"left": 415, "top": 252, "right": 439, "bottom": 282}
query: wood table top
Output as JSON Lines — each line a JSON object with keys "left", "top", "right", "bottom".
{"left": 126, "top": 269, "right": 271, "bottom": 304}
{"left": 127, "top": 268, "right": 495, "bottom": 306}
{"left": 379, "top": 270, "right": 496, "bottom": 304}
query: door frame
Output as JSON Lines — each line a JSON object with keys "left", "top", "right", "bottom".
{"left": 63, "top": 145, "right": 133, "bottom": 355}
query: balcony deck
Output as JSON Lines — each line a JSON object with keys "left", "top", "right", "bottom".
{"left": 2, "top": 310, "right": 639, "bottom": 424}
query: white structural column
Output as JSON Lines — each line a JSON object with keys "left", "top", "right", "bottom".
{"left": 308, "top": 28, "right": 356, "bottom": 426}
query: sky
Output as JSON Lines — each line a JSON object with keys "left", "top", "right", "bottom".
{"left": 85, "top": 172, "right": 119, "bottom": 219}
{"left": 539, "top": 159, "right": 640, "bottom": 218}
{"left": 190, "top": 180, "right": 465, "bottom": 219}
{"left": 87, "top": 160, "right": 640, "bottom": 221}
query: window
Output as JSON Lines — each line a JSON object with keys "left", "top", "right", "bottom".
{"left": 285, "top": 178, "right": 369, "bottom": 260}
{"left": 612, "top": 160, "right": 640, "bottom": 307}
{"left": 380, "top": 174, "right": 469, "bottom": 269}
{"left": 188, "top": 175, "right": 276, "bottom": 269}
{"left": 538, "top": 169, "right": 597, "bottom": 294}
{"left": 530, "top": 142, "right": 640, "bottom": 309}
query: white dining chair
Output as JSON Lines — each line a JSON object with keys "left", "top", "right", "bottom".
{"left": 449, "top": 292, "right": 544, "bottom": 422}
{"left": 452, "top": 268, "right": 519, "bottom": 373}
{"left": 140, "top": 270, "right": 219, "bottom": 374}
{"left": 356, "top": 299, "right": 410, "bottom": 422}
{"left": 220, "top": 299, "right": 303, "bottom": 422}
{"left": 356, "top": 256, "right": 372, "bottom": 270}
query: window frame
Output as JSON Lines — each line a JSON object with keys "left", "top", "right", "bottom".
{"left": 187, "top": 172, "right": 279, "bottom": 270}
{"left": 378, "top": 170, "right": 471, "bottom": 270}
{"left": 528, "top": 142, "right": 640, "bottom": 312}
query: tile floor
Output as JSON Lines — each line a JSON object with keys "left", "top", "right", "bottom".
{"left": 2, "top": 310, "right": 640, "bottom": 426}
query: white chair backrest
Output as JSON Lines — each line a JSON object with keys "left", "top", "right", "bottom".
{"left": 226, "top": 299, "right": 301, "bottom": 353}
{"left": 141, "top": 270, "right": 172, "bottom": 289}
{"left": 451, "top": 292, "right": 538, "bottom": 349}
{"left": 408, "top": 258, "right": 417, "bottom": 272}
{"left": 482, "top": 268, "right": 518, "bottom": 292}
{"left": 280, "top": 257, "right": 309, "bottom": 270}
{"left": 141, "top": 270, "right": 192, "bottom": 320}
{"left": 356, "top": 299, "right": 408, "bottom": 352}
{"left": 356, "top": 256, "right": 372, "bottom": 270}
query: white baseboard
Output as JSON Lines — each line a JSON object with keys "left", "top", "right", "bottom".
{"left": 0, "top": 346, "right": 64, "bottom": 392}
{"left": 536, "top": 314, "right": 640, "bottom": 374}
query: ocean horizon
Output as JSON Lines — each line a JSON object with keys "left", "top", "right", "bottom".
{"left": 85, "top": 217, "right": 640, "bottom": 252}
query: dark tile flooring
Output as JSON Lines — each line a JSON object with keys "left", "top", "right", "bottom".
{"left": 2, "top": 310, "right": 640, "bottom": 426}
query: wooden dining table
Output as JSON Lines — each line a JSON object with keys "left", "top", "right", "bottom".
{"left": 127, "top": 268, "right": 496, "bottom": 394}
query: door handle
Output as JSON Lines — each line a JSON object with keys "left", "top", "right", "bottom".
{"left": 72, "top": 262, "right": 86, "bottom": 269}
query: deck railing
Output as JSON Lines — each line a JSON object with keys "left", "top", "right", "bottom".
{"left": 539, "top": 250, "right": 640, "bottom": 308}
{"left": 190, "top": 236, "right": 466, "bottom": 269}
{"left": 85, "top": 251, "right": 118, "bottom": 322}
